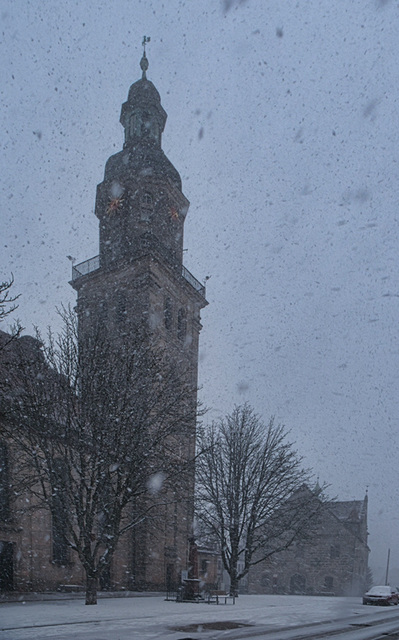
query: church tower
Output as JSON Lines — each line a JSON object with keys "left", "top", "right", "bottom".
{"left": 70, "top": 44, "right": 207, "bottom": 590}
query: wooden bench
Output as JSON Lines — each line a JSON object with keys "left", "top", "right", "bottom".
{"left": 57, "top": 584, "right": 85, "bottom": 593}
{"left": 207, "top": 590, "right": 235, "bottom": 605}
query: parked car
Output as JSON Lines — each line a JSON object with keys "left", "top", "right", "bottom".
{"left": 363, "top": 585, "right": 399, "bottom": 606}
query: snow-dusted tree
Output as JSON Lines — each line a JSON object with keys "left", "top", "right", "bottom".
{"left": 196, "top": 404, "right": 325, "bottom": 596}
{"left": 1, "top": 308, "right": 197, "bottom": 604}
{"left": 0, "top": 275, "right": 22, "bottom": 345}
{"left": 0, "top": 275, "right": 19, "bottom": 321}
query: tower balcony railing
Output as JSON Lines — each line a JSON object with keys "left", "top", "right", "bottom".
{"left": 71, "top": 255, "right": 100, "bottom": 281}
{"left": 182, "top": 265, "right": 206, "bottom": 298}
{"left": 71, "top": 254, "right": 206, "bottom": 298}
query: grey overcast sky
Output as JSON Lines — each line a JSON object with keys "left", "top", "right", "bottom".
{"left": 1, "top": 0, "right": 398, "bottom": 581}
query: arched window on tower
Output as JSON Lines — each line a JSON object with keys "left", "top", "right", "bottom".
{"left": 128, "top": 110, "right": 159, "bottom": 144}
{"left": 149, "top": 118, "right": 159, "bottom": 143}
{"left": 98, "top": 298, "right": 108, "bottom": 326}
{"left": 140, "top": 191, "right": 154, "bottom": 221}
{"left": 164, "top": 296, "right": 173, "bottom": 330}
{"left": 116, "top": 291, "right": 127, "bottom": 324}
{"left": 129, "top": 113, "right": 141, "bottom": 140}
{"left": 177, "top": 307, "right": 187, "bottom": 342}
{"left": 140, "top": 110, "right": 159, "bottom": 143}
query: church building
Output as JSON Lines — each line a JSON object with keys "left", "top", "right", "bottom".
{"left": 247, "top": 494, "right": 369, "bottom": 597}
{"left": 0, "top": 47, "right": 207, "bottom": 593}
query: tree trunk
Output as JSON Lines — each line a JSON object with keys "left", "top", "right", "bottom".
{"left": 229, "top": 548, "right": 239, "bottom": 597}
{"left": 85, "top": 573, "right": 98, "bottom": 605}
{"left": 229, "top": 576, "right": 239, "bottom": 597}
{"left": 229, "top": 565, "right": 239, "bottom": 597}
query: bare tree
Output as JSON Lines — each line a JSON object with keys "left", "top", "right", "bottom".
{"left": 195, "top": 404, "right": 325, "bottom": 596}
{"left": 0, "top": 275, "right": 19, "bottom": 320}
{"left": 1, "top": 308, "right": 197, "bottom": 604}
{"left": 0, "top": 275, "right": 22, "bottom": 345}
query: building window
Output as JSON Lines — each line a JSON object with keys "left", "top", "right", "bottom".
{"left": 140, "top": 191, "right": 154, "bottom": 221}
{"left": 0, "top": 541, "right": 14, "bottom": 591}
{"left": 164, "top": 297, "right": 173, "bottom": 330}
{"left": 116, "top": 291, "right": 127, "bottom": 324}
{"left": 52, "top": 505, "right": 69, "bottom": 565}
{"left": 52, "top": 460, "right": 69, "bottom": 565}
{"left": 97, "top": 480, "right": 113, "bottom": 546}
{"left": 330, "top": 544, "right": 340, "bottom": 559}
{"left": 100, "top": 565, "right": 111, "bottom": 591}
{"left": 142, "top": 192, "right": 153, "bottom": 207}
{"left": 129, "top": 113, "right": 141, "bottom": 139}
{"left": 98, "top": 299, "right": 108, "bottom": 327}
{"left": 261, "top": 573, "right": 270, "bottom": 588}
{"left": 324, "top": 576, "right": 334, "bottom": 591}
{"left": 140, "top": 110, "right": 150, "bottom": 136}
{"left": 290, "top": 573, "right": 306, "bottom": 594}
{"left": 0, "top": 441, "right": 10, "bottom": 521}
{"left": 149, "top": 119, "right": 159, "bottom": 143}
{"left": 177, "top": 308, "right": 187, "bottom": 341}
{"left": 140, "top": 111, "right": 159, "bottom": 143}
{"left": 166, "top": 563, "right": 176, "bottom": 592}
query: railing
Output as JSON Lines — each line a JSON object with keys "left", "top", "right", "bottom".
{"left": 71, "top": 255, "right": 100, "bottom": 281}
{"left": 71, "top": 254, "right": 206, "bottom": 298}
{"left": 182, "top": 265, "right": 206, "bottom": 298}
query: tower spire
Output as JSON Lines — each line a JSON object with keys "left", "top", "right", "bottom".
{"left": 140, "top": 35, "right": 150, "bottom": 79}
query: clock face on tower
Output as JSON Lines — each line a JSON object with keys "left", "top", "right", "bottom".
{"left": 170, "top": 206, "right": 179, "bottom": 221}
{"left": 107, "top": 197, "right": 124, "bottom": 214}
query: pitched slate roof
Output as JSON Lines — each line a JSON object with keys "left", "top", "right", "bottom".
{"left": 330, "top": 500, "right": 364, "bottom": 522}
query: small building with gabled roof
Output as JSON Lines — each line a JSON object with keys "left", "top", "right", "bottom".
{"left": 247, "top": 493, "right": 369, "bottom": 596}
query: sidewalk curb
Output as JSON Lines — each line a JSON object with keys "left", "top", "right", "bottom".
{"left": 0, "top": 590, "right": 164, "bottom": 604}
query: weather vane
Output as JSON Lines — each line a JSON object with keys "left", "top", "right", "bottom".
{"left": 142, "top": 35, "right": 150, "bottom": 52}
{"left": 140, "top": 35, "right": 151, "bottom": 79}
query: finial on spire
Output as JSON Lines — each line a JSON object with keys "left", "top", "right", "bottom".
{"left": 140, "top": 36, "right": 150, "bottom": 79}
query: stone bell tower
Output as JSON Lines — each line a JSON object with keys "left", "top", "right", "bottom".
{"left": 70, "top": 42, "right": 207, "bottom": 590}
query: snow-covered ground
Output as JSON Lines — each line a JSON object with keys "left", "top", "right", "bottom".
{"left": 1, "top": 593, "right": 395, "bottom": 640}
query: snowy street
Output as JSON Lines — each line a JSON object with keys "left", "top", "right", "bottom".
{"left": 2, "top": 594, "right": 399, "bottom": 640}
